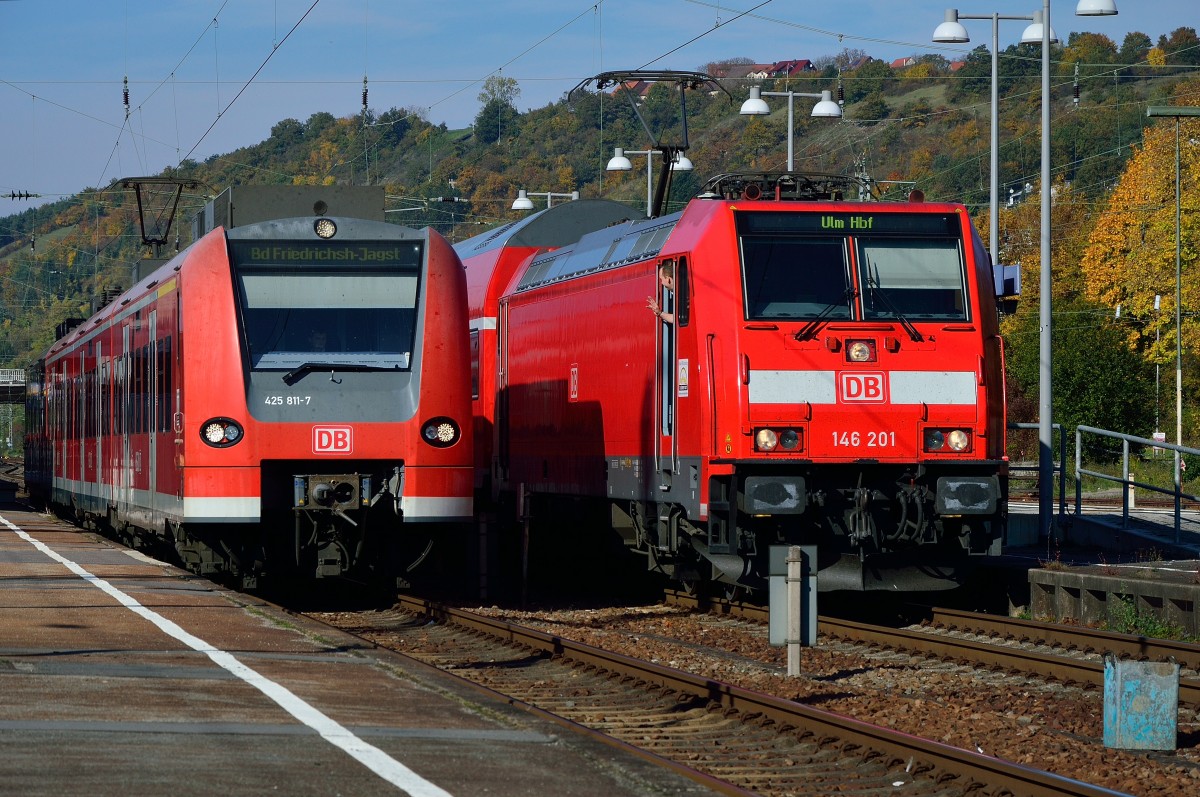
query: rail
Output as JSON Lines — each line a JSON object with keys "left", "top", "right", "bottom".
{"left": 1074, "top": 425, "right": 1200, "bottom": 544}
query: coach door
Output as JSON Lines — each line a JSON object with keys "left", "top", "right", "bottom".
{"left": 655, "top": 258, "right": 683, "bottom": 479}
{"left": 148, "top": 311, "right": 158, "bottom": 512}
{"left": 119, "top": 323, "right": 132, "bottom": 512}
{"left": 96, "top": 341, "right": 106, "bottom": 507}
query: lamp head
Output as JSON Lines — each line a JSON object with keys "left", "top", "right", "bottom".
{"left": 1021, "top": 11, "right": 1059, "bottom": 45}
{"left": 811, "top": 90, "right": 843, "bottom": 118}
{"left": 510, "top": 189, "right": 534, "bottom": 211}
{"left": 740, "top": 85, "right": 771, "bottom": 116}
{"left": 932, "top": 9, "right": 969, "bottom": 43}
{"left": 1075, "top": 0, "right": 1117, "bottom": 15}
{"left": 606, "top": 147, "right": 633, "bottom": 171}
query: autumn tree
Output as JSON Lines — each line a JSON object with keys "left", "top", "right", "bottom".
{"left": 1078, "top": 93, "right": 1200, "bottom": 438}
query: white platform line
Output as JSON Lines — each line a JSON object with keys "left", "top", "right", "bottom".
{"left": 0, "top": 513, "right": 453, "bottom": 797}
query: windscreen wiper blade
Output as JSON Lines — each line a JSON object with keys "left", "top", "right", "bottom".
{"left": 865, "top": 280, "right": 924, "bottom": 342}
{"left": 794, "top": 289, "right": 856, "bottom": 341}
{"left": 282, "top": 362, "right": 400, "bottom": 385}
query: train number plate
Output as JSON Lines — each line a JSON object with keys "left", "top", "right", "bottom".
{"left": 831, "top": 430, "right": 896, "bottom": 448}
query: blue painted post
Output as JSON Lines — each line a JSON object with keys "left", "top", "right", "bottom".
{"left": 1103, "top": 654, "right": 1179, "bottom": 750}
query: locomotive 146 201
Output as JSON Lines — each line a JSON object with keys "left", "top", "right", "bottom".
{"left": 459, "top": 172, "right": 1007, "bottom": 594}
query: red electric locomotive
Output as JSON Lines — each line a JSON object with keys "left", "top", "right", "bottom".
{"left": 460, "top": 172, "right": 1007, "bottom": 593}
{"left": 25, "top": 187, "right": 473, "bottom": 590}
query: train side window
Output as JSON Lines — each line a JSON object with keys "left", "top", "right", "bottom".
{"left": 676, "top": 257, "right": 690, "bottom": 327}
{"left": 469, "top": 329, "right": 480, "bottom": 400}
{"left": 158, "top": 337, "right": 172, "bottom": 434}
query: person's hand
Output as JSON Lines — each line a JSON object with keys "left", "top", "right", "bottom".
{"left": 646, "top": 296, "right": 660, "bottom": 316}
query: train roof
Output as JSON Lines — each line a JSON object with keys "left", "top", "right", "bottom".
{"left": 514, "top": 211, "right": 683, "bottom": 293}
{"left": 455, "top": 199, "right": 634, "bottom": 260}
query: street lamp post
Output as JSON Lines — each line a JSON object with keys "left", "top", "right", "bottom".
{"left": 1146, "top": 104, "right": 1200, "bottom": 508}
{"left": 606, "top": 147, "right": 693, "bottom": 218}
{"left": 738, "top": 87, "right": 842, "bottom": 171}
{"left": 511, "top": 189, "right": 580, "bottom": 211}
{"left": 936, "top": 2, "right": 1115, "bottom": 538}
{"left": 1029, "top": 1, "right": 1117, "bottom": 538}
{"left": 933, "top": 10, "right": 1042, "bottom": 266}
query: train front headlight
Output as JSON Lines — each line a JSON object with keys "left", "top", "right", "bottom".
{"left": 200, "top": 418, "right": 244, "bottom": 447}
{"left": 755, "top": 429, "right": 778, "bottom": 452}
{"left": 421, "top": 417, "right": 460, "bottom": 447}
{"left": 924, "top": 427, "right": 971, "bottom": 453}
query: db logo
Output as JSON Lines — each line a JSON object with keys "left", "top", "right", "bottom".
{"left": 839, "top": 372, "right": 887, "bottom": 403}
{"left": 313, "top": 426, "right": 353, "bottom": 454}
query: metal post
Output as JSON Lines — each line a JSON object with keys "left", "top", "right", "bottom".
{"left": 645, "top": 151, "right": 654, "bottom": 219}
{"left": 1037, "top": 0, "right": 1054, "bottom": 539}
{"left": 784, "top": 92, "right": 794, "bottom": 172}
{"left": 787, "top": 545, "right": 802, "bottom": 676}
{"left": 988, "top": 14, "right": 999, "bottom": 264}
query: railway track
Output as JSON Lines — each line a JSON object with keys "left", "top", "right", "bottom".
{"left": 668, "top": 591, "right": 1200, "bottom": 706}
{"left": 307, "top": 595, "right": 1142, "bottom": 797}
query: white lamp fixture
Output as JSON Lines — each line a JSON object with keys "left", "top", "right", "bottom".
{"left": 1019, "top": 10, "right": 1058, "bottom": 44}
{"left": 510, "top": 189, "right": 534, "bottom": 210}
{"left": 932, "top": 9, "right": 970, "bottom": 42}
{"left": 606, "top": 147, "right": 633, "bottom": 171}
{"left": 1076, "top": 0, "right": 1117, "bottom": 14}
{"left": 739, "top": 86, "right": 842, "bottom": 171}
{"left": 739, "top": 86, "right": 771, "bottom": 115}
{"left": 511, "top": 188, "right": 580, "bottom": 211}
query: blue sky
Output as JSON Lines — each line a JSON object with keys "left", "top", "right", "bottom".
{"left": 0, "top": 0, "right": 1192, "bottom": 209}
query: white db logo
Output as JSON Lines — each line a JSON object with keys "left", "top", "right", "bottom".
{"left": 313, "top": 426, "right": 353, "bottom": 453}
{"left": 840, "top": 372, "right": 887, "bottom": 403}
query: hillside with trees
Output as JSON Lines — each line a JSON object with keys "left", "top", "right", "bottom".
{"left": 1, "top": 25, "right": 1198, "bottom": 454}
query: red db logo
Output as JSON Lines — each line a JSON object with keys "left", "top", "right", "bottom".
{"left": 840, "top": 372, "right": 887, "bottom": 403}
{"left": 313, "top": 426, "right": 353, "bottom": 454}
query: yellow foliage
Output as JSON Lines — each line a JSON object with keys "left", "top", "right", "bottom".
{"left": 1080, "top": 107, "right": 1200, "bottom": 360}
{"left": 1148, "top": 48, "right": 1167, "bottom": 68}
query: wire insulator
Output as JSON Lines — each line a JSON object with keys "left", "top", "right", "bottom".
{"left": 362, "top": 76, "right": 368, "bottom": 111}
{"left": 123, "top": 75, "right": 130, "bottom": 118}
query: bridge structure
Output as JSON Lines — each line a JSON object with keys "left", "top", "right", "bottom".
{"left": 0, "top": 369, "right": 24, "bottom": 451}
{"left": 0, "top": 369, "right": 24, "bottom": 405}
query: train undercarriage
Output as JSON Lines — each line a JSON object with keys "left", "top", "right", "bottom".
{"left": 604, "top": 463, "right": 1007, "bottom": 594}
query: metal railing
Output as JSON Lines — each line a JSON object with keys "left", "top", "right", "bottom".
{"left": 1074, "top": 425, "right": 1200, "bottom": 544}
{"left": 1007, "top": 422, "right": 1068, "bottom": 519}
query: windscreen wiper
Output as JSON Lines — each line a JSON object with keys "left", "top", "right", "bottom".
{"left": 865, "top": 276, "right": 923, "bottom": 342}
{"left": 794, "top": 288, "right": 856, "bottom": 341}
{"left": 282, "top": 362, "right": 400, "bottom": 385}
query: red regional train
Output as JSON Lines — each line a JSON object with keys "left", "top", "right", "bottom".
{"left": 458, "top": 172, "right": 1007, "bottom": 593}
{"left": 25, "top": 187, "right": 473, "bottom": 590}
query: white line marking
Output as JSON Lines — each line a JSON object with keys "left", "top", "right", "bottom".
{"left": 0, "top": 513, "right": 453, "bottom": 797}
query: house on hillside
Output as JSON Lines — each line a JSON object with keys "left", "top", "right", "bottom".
{"left": 890, "top": 56, "right": 916, "bottom": 70}
{"left": 770, "top": 59, "right": 816, "bottom": 77}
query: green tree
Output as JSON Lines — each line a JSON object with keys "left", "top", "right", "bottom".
{"left": 1004, "top": 298, "right": 1157, "bottom": 456}
{"left": 474, "top": 75, "right": 522, "bottom": 145}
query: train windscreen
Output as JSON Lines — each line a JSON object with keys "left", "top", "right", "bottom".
{"left": 737, "top": 211, "right": 968, "bottom": 322}
{"left": 229, "top": 240, "right": 423, "bottom": 370}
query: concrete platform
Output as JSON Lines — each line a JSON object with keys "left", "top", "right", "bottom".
{"left": 0, "top": 507, "right": 724, "bottom": 797}
{"left": 1006, "top": 501, "right": 1200, "bottom": 632}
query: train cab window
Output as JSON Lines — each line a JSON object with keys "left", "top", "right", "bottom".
{"left": 858, "top": 239, "right": 967, "bottom": 321}
{"left": 229, "top": 240, "right": 423, "bottom": 372}
{"left": 741, "top": 236, "right": 851, "bottom": 320}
